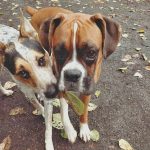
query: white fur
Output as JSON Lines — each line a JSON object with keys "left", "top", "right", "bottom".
{"left": 59, "top": 22, "right": 87, "bottom": 92}
{"left": 0, "top": 24, "right": 55, "bottom": 150}
{"left": 80, "top": 123, "right": 91, "bottom": 142}
{"left": 60, "top": 98, "right": 77, "bottom": 143}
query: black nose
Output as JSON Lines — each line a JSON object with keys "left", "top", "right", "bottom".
{"left": 44, "top": 84, "right": 58, "bottom": 98}
{"left": 64, "top": 69, "right": 81, "bottom": 82}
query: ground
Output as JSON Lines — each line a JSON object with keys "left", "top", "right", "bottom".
{"left": 0, "top": 0, "right": 150, "bottom": 150}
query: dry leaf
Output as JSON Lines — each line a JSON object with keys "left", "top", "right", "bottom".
{"left": 9, "top": 107, "right": 26, "bottom": 116}
{"left": 134, "top": 72, "right": 143, "bottom": 78}
{"left": 137, "top": 29, "right": 144, "bottom": 33}
{"left": 145, "top": 66, "right": 150, "bottom": 71}
{"left": 119, "top": 139, "right": 134, "bottom": 150}
{"left": 132, "top": 54, "right": 139, "bottom": 58}
{"left": 88, "top": 103, "right": 97, "bottom": 111}
{"left": 0, "top": 136, "right": 11, "bottom": 150}
{"left": 122, "top": 34, "right": 128, "bottom": 38}
{"left": 121, "top": 55, "right": 132, "bottom": 62}
{"left": 135, "top": 47, "right": 141, "bottom": 51}
{"left": 118, "top": 67, "right": 128, "bottom": 73}
{"left": 4, "top": 81, "right": 16, "bottom": 90}
{"left": 141, "top": 54, "right": 148, "bottom": 61}
{"left": 95, "top": 90, "right": 101, "bottom": 98}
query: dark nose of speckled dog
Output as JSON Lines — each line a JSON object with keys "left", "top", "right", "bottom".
{"left": 64, "top": 69, "right": 82, "bottom": 82}
{"left": 44, "top": 84, "right": 58, "bottom": 98}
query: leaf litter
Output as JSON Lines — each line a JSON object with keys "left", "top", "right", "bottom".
{"left": 9, "top": 107, "right": 26, "bottom": 116}
{"left": 119, "top": 139, "right": 134, "bottom": 150}
{"left": 0, "top": 136, "right": 11, "bottom": 150}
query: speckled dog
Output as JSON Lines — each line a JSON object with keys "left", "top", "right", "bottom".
{"left": 0, "top": 13, "right": 57, "bottom": 150}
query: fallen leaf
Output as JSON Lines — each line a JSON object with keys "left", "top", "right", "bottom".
{"left": 122, "top": 33, "right": 128, "bottom": 38}
{"left": 119, "top": 139, "right": 134, "bottom": 150}
{"left": 141, "top": 54, "right": 148, "bottom": 61}
{"left": 90, "top": 129, "right": 100, "bottom": 142}
{"left": 60, "top": 129, "right": 68, "bottom": 139}
{"left": 132, "top": 54, "right": 139, "bottom": 58}
{"left": 121, "top": 55, "right": 132, "bottom": 62}
{"left": 135, "top": 47, "right": 141, "bottom": 51}
{"left": 52, "top": 113, "right": 64, "bottom": 129}
{"left": 9, "top": 107, "right": 26, "bottom": 116}
{"left": 137, "top": 29, "right": 144, "bottom": 33}
{"left": 52, "top": 98, "right": 60, "bottom": 107}
{"left": 145, "top": 66, "right": 150, "bottom": 71}
{"left": 4, "top": 81, "right": 16, "bottom": 90}
{"left": 0, "top": 136, "right": 11, "bottom": 150}
{"left": 88, "top": 103, "right": 97, "bottom": 111}
{"left": 118, "top": 67, "right": 128, "bottom": 73}
{"left": 64, "top": 91, "right": 84, "bottom": 116}
{"left": 134, "top": 72, "right": 143, "bottom": 78}
{"left": 95, "top": 90, "right": 101, "bottom": 98}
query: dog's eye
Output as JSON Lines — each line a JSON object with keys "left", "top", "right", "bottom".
{"left": 38, "top": 56, "right": 46, "bottom": 67}
{"left": 87, "top": 50, "right": 96, "bottom": 58}
{"left": 85, "top": 50, "right": 97, "bottom": 65}
{"left": 18, "top": 70, "right": 30, "bottom": 79}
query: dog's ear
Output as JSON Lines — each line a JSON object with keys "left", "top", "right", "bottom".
{"left": 91, "top": 14, "right": 121, "bottom": 58}
{"left": 39, "top": 13, "right": 65, "bottom": 54}
{"left": 19, "top": 9, "right": 39, "bottom": 41}
{"left": 0, "top": 42, "right": 6, "bottom": 65}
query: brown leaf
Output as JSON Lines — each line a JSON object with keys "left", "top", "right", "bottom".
{"left": 0, "top": 136, "right": 11, "bottom": 150}
{"left": 9, "top": 107, "right": 26, "bottom": 116}
{"left": 145, "top": 66, "right": 150, "bottom": 71}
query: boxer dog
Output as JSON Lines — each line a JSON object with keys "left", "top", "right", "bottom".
{"left": 0, "top": 11, "right": 58, "bottom": 150}
{"left": 26, "top": 6, "right": 121, "bottom": 144}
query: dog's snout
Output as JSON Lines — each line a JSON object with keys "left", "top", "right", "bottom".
{"left": 44, "top": 84, "right": 58, "bottom": 98}
{"left": 64, "top": 69, "right": 81, "bottom": 82}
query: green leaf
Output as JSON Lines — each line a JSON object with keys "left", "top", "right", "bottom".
{"left": 65, "top": 91, "right": 84, "bottom": 116}
{"left": 60, "top": 129, "right": 68, "bottom": 139}
{"left": 52, "top": 113, "right": 64, "bottom": 129}
{"left": 52, "top": 98, "right": 60, "bottom": 107}
{"left": 119, "top": 139, "right": 134, "bottom": 150}
{"left": 95, "top": 90, "right": 101, "bottom": 98}
{"left": 90, "top": 129, "right": 100, "bottom": 142}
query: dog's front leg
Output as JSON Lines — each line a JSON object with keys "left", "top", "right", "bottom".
{"left": 0, "top": 81, "right": 13, "bottom": 96}
{"left": 79, "top": 95, "right": 91, "bottom": 142}
{"left": 44, "top": 100, "right": 54, "bottom": 150}
{"left": 60, "top": 97, "right": 77, "bottom": 143}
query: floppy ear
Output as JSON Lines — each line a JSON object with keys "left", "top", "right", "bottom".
{"left": 39, "top": 13, "right": 65, "bottom": 54}
{"left": 0, "top": 42, "right": 6, "bottom": 65}
{"left": 91, "top": 14, "right": 121, "bottom": 58}
{"left": 19, "top": 9, "right": 39, "bottom": 41}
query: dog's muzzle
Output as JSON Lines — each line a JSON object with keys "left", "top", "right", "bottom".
{"left": 44, "top": 84, "right": 58, "bottom": 98}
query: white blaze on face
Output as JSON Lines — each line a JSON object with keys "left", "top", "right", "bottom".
{"left": 59, "top": 22, "right": 87, "bottom": 92}
{"left": 14, "top": 42, "right": 56, "bottom": 92}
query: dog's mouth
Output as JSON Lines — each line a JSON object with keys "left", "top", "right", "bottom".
{"left": 62, "top": 76, "right": 94, "bottom": 95}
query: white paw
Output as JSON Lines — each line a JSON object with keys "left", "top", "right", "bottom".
{"left": 3, "top": 89, "right": 13, "bottom": 96}
{"left": 79, "top": 123, "right": 91, "bottom": 142}
{"left": 45, "top": 140, "right": 54, "bottom": 150}
{"left": 64, "top": 125, "right": 77, "bottom": 143}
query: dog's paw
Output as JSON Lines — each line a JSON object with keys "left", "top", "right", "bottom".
{"left": 79, "top": 123, "right": 91, "bottom": 142}
{"left": 3, "top": 89, "right": 13, "bottom": 96}
{"left": 45, "top": 140, "right": 54, "bottom": 150}
{"left": 64, "top": 125, "right": 77, "bottom": 143}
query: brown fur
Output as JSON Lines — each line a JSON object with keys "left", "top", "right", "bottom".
{"left": 26, "top": 6, "right": 121, "bottom": 125}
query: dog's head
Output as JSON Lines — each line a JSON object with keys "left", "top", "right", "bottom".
{"left": 39, "top": 13, "right": 121, "bottom": 95}
{"left": 0, "top": 14, "right": 58, "bottom": 99}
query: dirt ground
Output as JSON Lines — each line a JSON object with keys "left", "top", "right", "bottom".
{"left": 0, "top": 0, "right": 150, "bottom": 150}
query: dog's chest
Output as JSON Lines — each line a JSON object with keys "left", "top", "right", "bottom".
{"left": 0, "top": 24, "right": 19, "bottom": 44}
